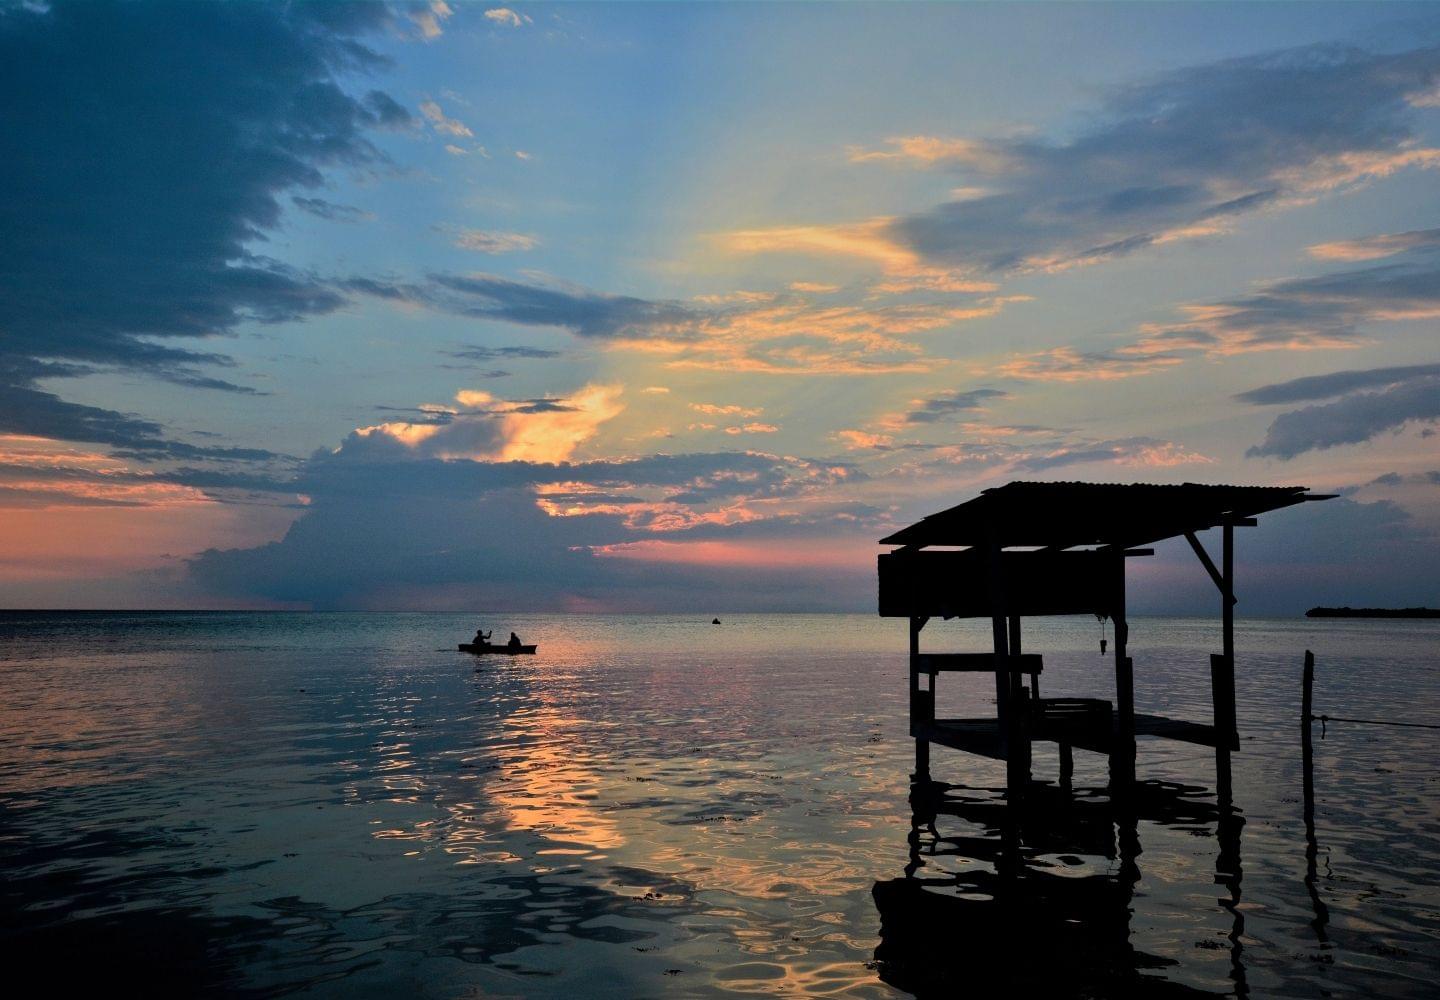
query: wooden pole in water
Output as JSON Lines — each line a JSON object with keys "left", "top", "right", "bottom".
{"left": 1111, "top": 552, "right": 1135, "bottom": 789}
{"left": 1300, "top": 649, "right": 1330, "bottom": 942}
{"left": 911, "top": 616, "right": 930, "bottom": 780}
{"left": 1215, "top": 520, "right": 1237, "bottom": 789}
{"left": 1301, "top": 649, "right": 1315, "bottom": 833}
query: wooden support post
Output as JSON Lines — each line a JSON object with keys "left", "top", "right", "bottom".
{"left": 1010, "top": 614, "right": 1039, "bottom": 699}
{"left": 910, "top": 616, "right": 930, "bottom": 780}
{"left": 1301, "top": 650, "right": 1314, "bottom": 827}
{"left": 986, "top": 539, "right": 1026, "bottom": 799}
{"left": 1301, "top": 649, "right": 1330, "bottom": 942}
{"left": 1059, "top": 741, "right": 1073, "bottom": 789}
{"left": 1216, "top": 521, "right": 1238, "bottom": 790}
{"left": 1111, "top": 552, "right": 1135, "bottom": 790}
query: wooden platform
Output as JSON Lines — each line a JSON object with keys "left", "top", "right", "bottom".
{"left": 913, "top": 652, "right": 1043, "bottom": 674}
{"left": 915, "top": 701, "right": 1236, "bottom": 759}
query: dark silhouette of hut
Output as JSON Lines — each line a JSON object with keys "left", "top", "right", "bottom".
{"left": 878, "top": 481, "right": 1332, "bottom": 794}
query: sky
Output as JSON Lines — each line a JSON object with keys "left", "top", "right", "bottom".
{"left": 1, "top": 0, "right": 1438, "bottom": 614}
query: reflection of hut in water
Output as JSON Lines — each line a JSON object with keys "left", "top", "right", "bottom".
{"left": 877, "top": 481, "right": 1332, "bottom": 792}
{"left": 871, "top": 482, "right": 1330, "bottom": 996}
{"left": 872, "top": 778, "right": 1228, "bottom": 998}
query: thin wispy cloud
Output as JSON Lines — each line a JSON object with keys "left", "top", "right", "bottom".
{"left": 998, "top": 236, "right": 1440, "bottom": 381}
{"left": 484, "top": 8, "right": 531, "bottom": 29}
{"left": 449, "top": 228, "right": 540, "bottom": 253}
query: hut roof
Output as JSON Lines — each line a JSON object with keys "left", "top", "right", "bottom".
{"left": 879, "top": 481, "right": 1331, "bottom": 550}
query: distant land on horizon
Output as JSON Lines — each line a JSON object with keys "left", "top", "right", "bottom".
{"left": 1305, "top": 607, "right": 1440, "bottom": 619}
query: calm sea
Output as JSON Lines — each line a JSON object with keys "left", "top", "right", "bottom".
{"left": 1, "top": 611, "right": 1436, "bottom": 997}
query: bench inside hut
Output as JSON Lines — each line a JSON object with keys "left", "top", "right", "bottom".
{"left": 877, "top": 481, "right": 1333, "bottom": 793}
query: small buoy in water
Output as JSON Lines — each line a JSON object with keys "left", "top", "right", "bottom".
{"left": 712, "top": 617, "right": 721, "bottom": 624}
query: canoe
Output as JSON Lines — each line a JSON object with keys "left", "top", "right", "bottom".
{"left": 459, "top": 643, "right": 536, "bottom": 655}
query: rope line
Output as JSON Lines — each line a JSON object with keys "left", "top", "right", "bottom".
{"left": 1310, "top": 714, "right": 1440, "bottom": 731}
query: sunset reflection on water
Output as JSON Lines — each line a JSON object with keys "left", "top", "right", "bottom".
{"left": 2, "top": 612, "right": 1437, "bottom": 997}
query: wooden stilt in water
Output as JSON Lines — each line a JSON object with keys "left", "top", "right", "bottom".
{"left": 1111, "top": 552, "right": 1135, "bottom": 791}
{"left": 910, "top": 616, "right": 931, "bottom": 781}
{"left": 1215, "top": 520, "right": 1238, "bottom": 790}
{"left": 1301, "top": 649, "right": 1330, "bottom": 943}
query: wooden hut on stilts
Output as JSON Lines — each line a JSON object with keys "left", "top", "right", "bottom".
{"left": 878, "top": 482, "right": 1333, "bottom": 798}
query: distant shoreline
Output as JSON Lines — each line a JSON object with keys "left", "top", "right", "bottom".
{"left": 1306, "top": 606, "right": 1440, "bottom": 619}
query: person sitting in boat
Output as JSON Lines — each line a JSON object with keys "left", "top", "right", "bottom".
{"left": 473, "top": 628, "right": 492, "bottom": 646}
{"left": 507, "top": 631, "right": 522, "bottom": 651}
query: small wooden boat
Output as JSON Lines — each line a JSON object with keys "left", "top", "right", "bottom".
{"left": 459, "top": 642, "right": 536, "bottom": 655}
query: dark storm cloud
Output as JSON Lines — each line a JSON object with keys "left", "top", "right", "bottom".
{"left": 886, "top": 42, "right": 1440, "bottom": 272}
{"left": 903, "top": 388, "right": 1008, "bottom": 424}
{"left": 0, "top": 0, "right": 405, "bottom": 451}
{"left": 1246, "top": 372, "right": 1440, "bottom": 459}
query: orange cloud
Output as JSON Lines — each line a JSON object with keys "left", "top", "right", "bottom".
{"left": 718, "top": 219, "right": 997, "bottom": 294}
{"left": 352, "top": 384, "right": 625, "bottom": 463}
{"left": 847, "top": 135, "right": 1015, "bottom": 172}
{"left": 691, "top": 402, "right": 763, "bottom": 417}
{"left": 723, "top": 423, "right": 778, "bottom": 435}
{"left": 1307, "top": 228, "right": 1440, "bottom": 261}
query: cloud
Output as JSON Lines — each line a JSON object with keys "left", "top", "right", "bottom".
{"left": 719, "top": 219, "right": 999, "bottom": 294}
{"left": 449, "top": 228, "right": 540, "bottom": 254}
{"left": 409, "top": 0, "right": 453, "bottom": 40}
{"left": 291, "top": 196, "right": 374, "bottom": 223}
{"left": 186, "top": 433, "right": 875, "bottom": 610}
{"left": 0, "top": 1, "right": 404, "bottom": 452}
{"left": 369, "top": 273, "right": 699, "bottom": 340}
{"left": 1307, "top": 228, "right": 1440, "bottom": 261}
{"left": 999, "top": 239, "right": 1440, "bottom": 381}
{"left": 1013, "top": 436, "right": 1214, "bottom": 471}
{"left": 723, "top": 423, "right": 779, "bottom": 435}
{"left": 991, "top": 347, "right": 1185, "bottom": 382}
{"left": 1125, "top": 250, "right": 1440, "bottom": 357}
{"left": 641, "top": 386, "right": 671, "bottom": 394}
{"left": 484, "top": 8, "right": 531, "bottom": 28}
{"left": 691, "top": 403, "right": 763, "bottom": 418}
{"left": 847, "top": 135, "right": 1017, "bottom": 172}
{"left": 1235, "top": 362, "right": 1440, "bottom": 404}
{"left": 345, "top": 383, "right": 625, "bottom": 464}
{"left": 835, "top": 429, "right": 895, "bottom": 450}
{"left": 862, "top": 41, "right": 1440, "bottom": 274}
{"left": 902, "top": 388, "right": 1008, "bottom": 424}
{"left": 419, "top": 98, "right": 473, "bottom": 137}
{"left": 1244, "top": 370, "right": 1440, "bottom": 459}
{"left": 353, "top": 272, "right": 1014, "bottom": 375}
{"left": 0, "top": 374, "right": 284, "bottom": 463}
{"left": 442, "top": 344, "right": 562, "bottom": 362}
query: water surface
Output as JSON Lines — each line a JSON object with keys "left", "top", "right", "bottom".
{"left": 1, "top": 612, "right": 1436, "bottom": 996}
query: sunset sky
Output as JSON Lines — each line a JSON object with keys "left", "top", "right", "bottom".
{"left": 3, "top": 0, "right": 1438, "bottom": 612}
